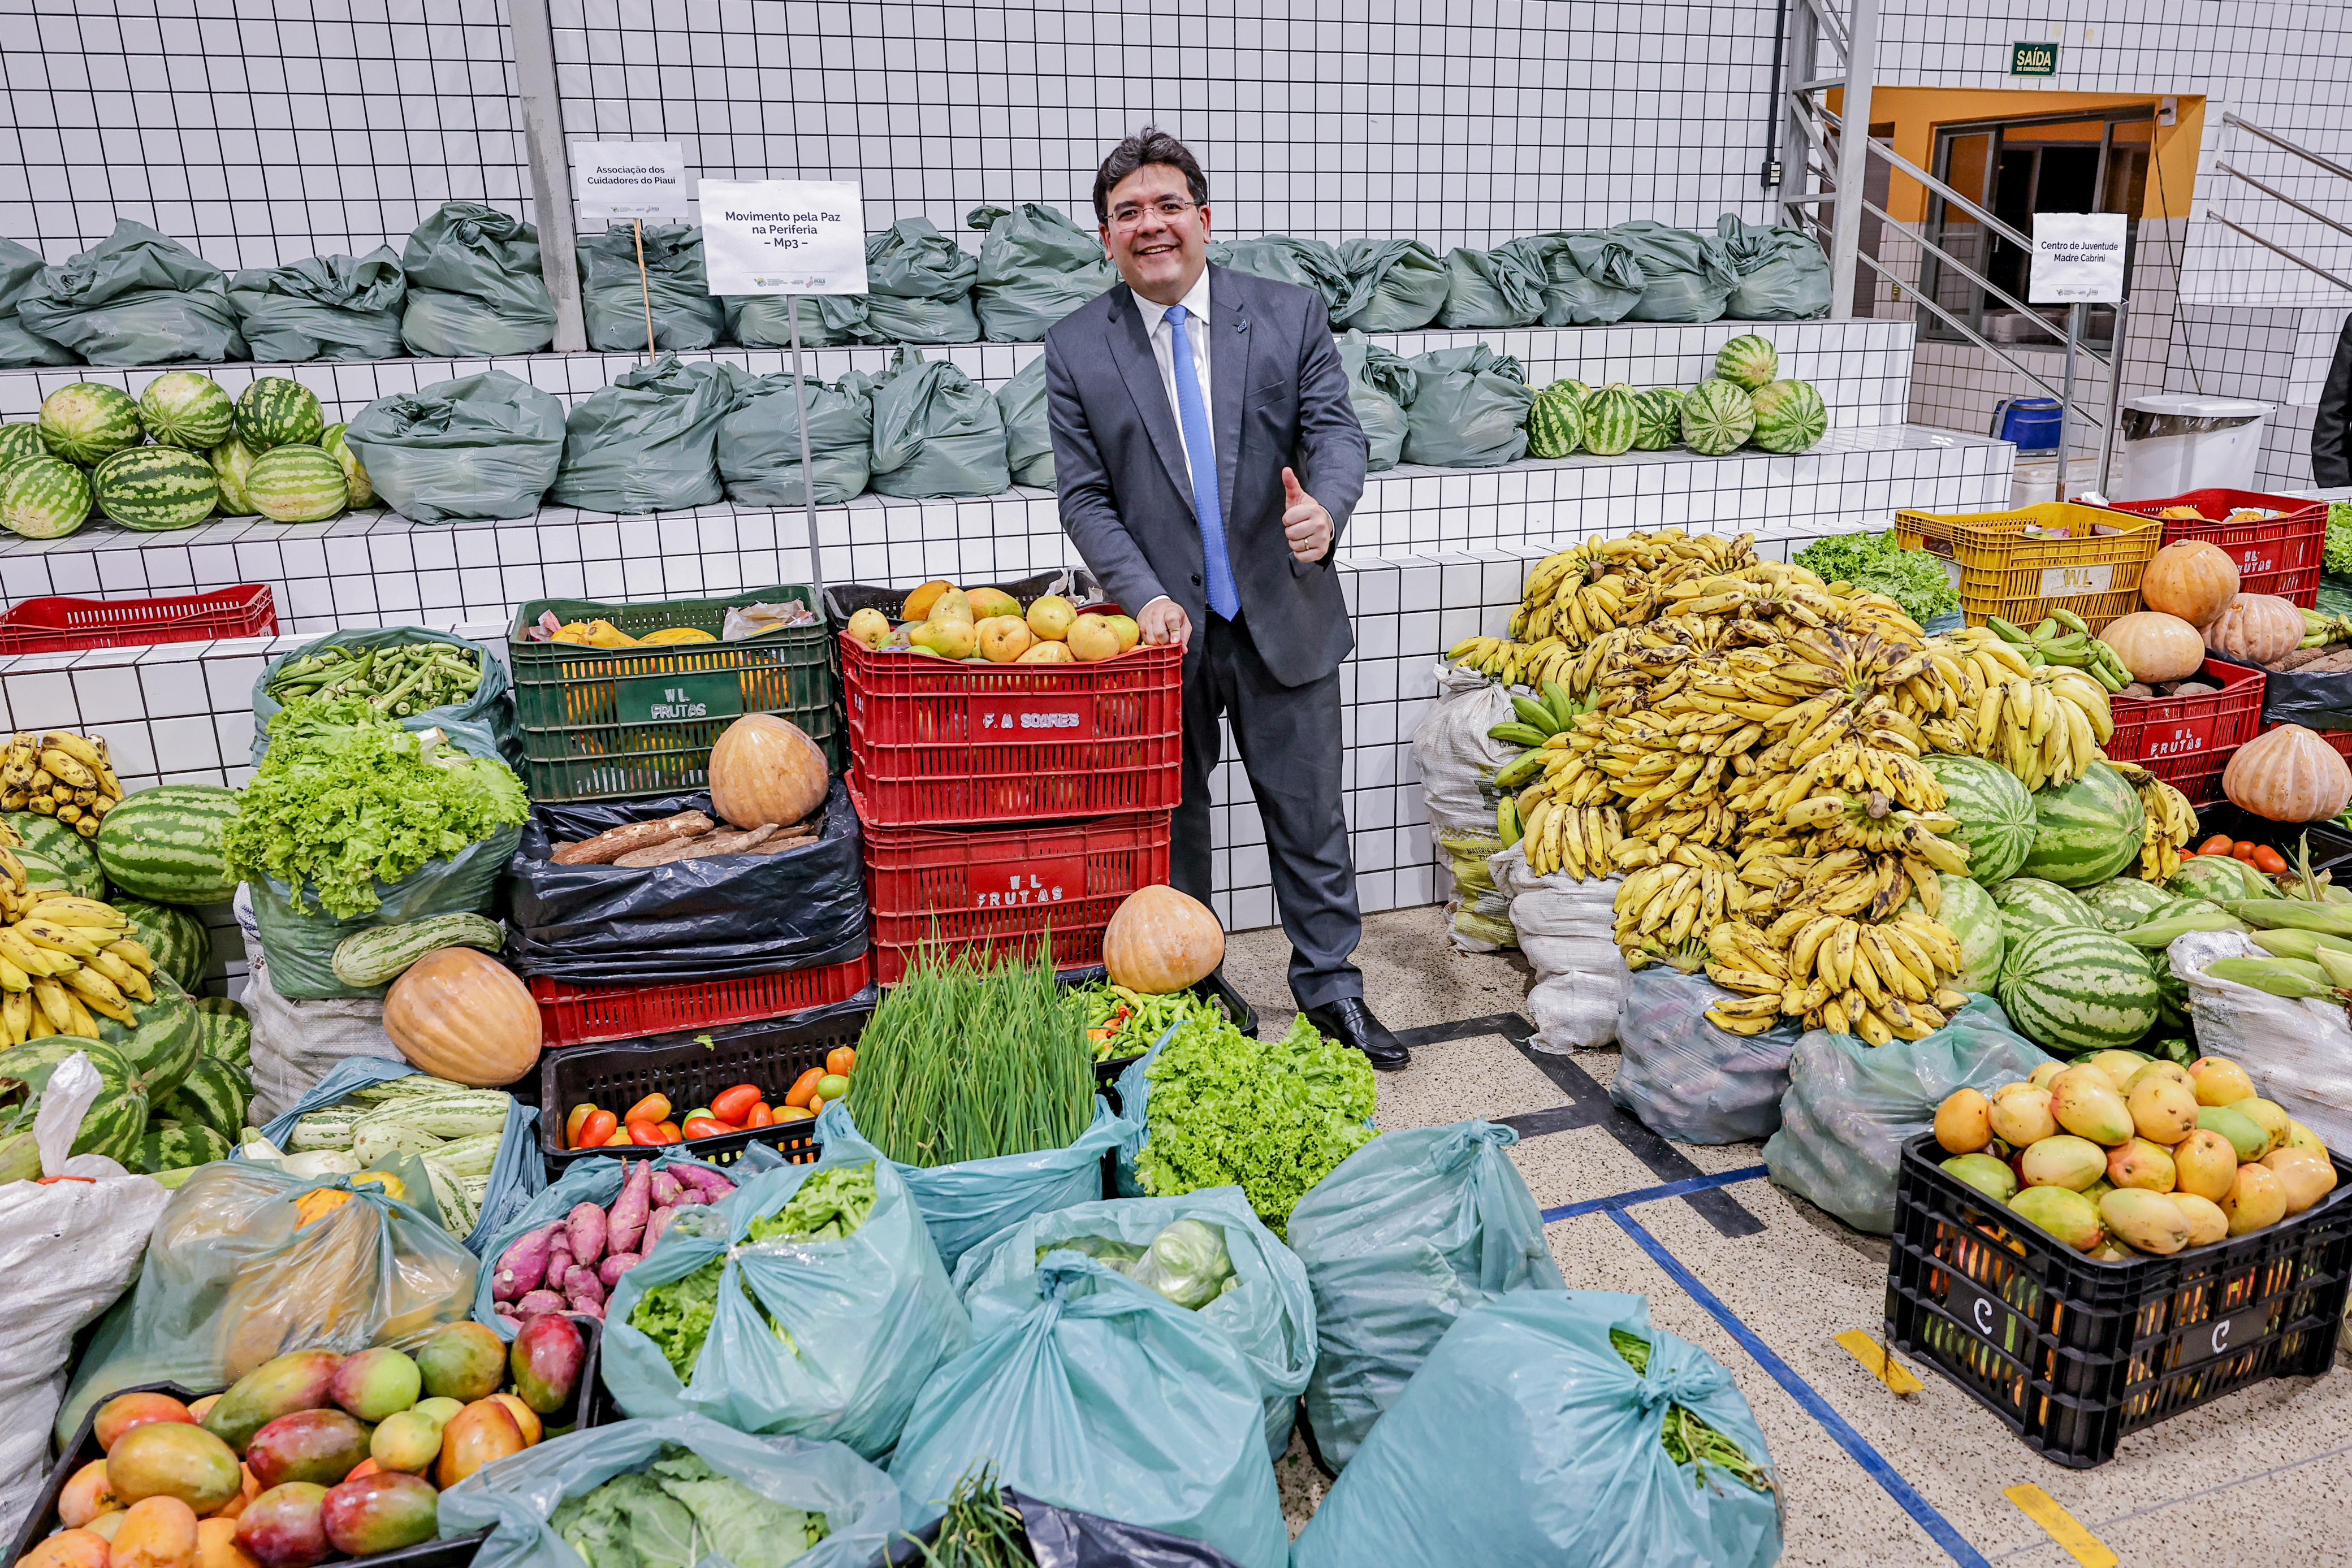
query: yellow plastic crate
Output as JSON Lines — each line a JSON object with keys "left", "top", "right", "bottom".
{"left": 1894, "top": 501, "right": 2160, "bottom": 633}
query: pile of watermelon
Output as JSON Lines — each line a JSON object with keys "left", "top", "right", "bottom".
{"left": 1518, "top": 335, "right": 1827, "bottom": 463}
{"left": 0, "top": 372, "right": 374, "bottom": 540}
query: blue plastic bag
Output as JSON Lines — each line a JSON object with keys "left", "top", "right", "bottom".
{"left": 599, "top": 1158, "right": 969, "bottom": 1458}
{"left": 949, "top": 1186, "right": 1316, "bottom": 1458}
{"left": 888, "top": 1255, "right": 1288, "bottom": 1568}
{"left": 438, "top": 1413, "right": 902, "bottom": 1568}
{"left": 1289, "top": 1290, "right": 1782, "bottom": 1568}
{"left": 245, "top": 1056, "right": 543, "bottom": 1257}
{"left": 1285, "top": 1120, "right": 1563, "bottom": 1470}
{"left": 814, "top": 1096, "right": 1134, "bottom": 1272}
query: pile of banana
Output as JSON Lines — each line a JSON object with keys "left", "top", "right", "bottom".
{"left": 2299, "top": 608, "right": 2352, "bottom": 649}
{"left": 0, "top": 883, "right": 158, "bottom": 1042}
{"left": 1704, "top": 911, "right": 1973, "bottom": 1046}
{"left": 2105, "top": 758, "right": 2199, "bottom": 883}
{"left": 1941, "top": 627, "right": 2115, "bottom": 790}
{"left": 1983, "top": 608, "right": 2133, "bottom": 692}
{"left": 0, "top": 731, "right": 123, "bottom": 836}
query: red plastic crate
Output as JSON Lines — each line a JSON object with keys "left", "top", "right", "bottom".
{"left": 2138, "top": 744, "right": 2236, "bottom": 808}
{"left": 0, "top": 585, "right": 275, "bottom": 655}
{"left": 530, "top": 951, "right": 872, "bottom": 1048}
{"left": 856, "top": 791, "right": 1173, "bottom": 986}
{"left": 2102, "top": 489, "right": 2328, "bottom": 607}
{"left": 841, "top": 631, "right": 1184, "bottom": 826}
{"left": 2104, "top": 659, "right": 2265, "bottom": 782}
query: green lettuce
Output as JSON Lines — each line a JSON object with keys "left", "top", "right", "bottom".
{"left": 1793, "top": 529, "right": 1959, "bottom": 623}
{"left": 550, "top": 1449, "right": 826, "bottom": 1568}
{"left": 2327, "top": 501, "right": 2352, "bottom": 578}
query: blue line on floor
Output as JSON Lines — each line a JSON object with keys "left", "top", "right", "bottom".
{"left": 1608, "top": 1207, "right": 1992, "bottom": 1568}
{"left": 1541, "top": 1164, "right": 1770, "bottom": 1222}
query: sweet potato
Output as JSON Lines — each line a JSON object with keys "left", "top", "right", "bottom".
{"left": 513, "top": 1290, "right": 566, "bottom": 1320}
{"left": 597, "top": 1252, "right": 641, "bottom": 1289}
{"left": 643, "top": 1206, "right": 678, "bottom": 1252}
{"left": 491, "top": 1224, "right": 561, "bottom": 1303}
{"left": 569, "top": 1300, "right": 605, "bottom": 1322}
{"left": 607, "top": 1159, "right": 651, "bottom": 1255}
{"left": 551, "top": 812, "right": 714, "bottom": 865}
{"left": 669, "top": 1187, "right": 708, "bottom": 1208}
{"left": 667, "top": 1165, "right": 736, "bottom": 1202}
{"left": 562, "top": 1266, "right": 605, "bottom": 1310}
{"left": 650, "top": 1169, "right": 684, "bottom": 1208}
{"left": 565, "top": 1202, "right": 607, "bottom": 1268}
{"left": 611, "top": 824, "right": 780, "bottom": 867}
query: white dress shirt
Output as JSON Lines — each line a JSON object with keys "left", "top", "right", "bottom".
{"left": 1138, "top": 267, "right": 1215, "bottom": 622}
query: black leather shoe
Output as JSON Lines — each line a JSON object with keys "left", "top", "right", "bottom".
{"left": 1304, "top": 998, "right": 1410, "bottom": 1071}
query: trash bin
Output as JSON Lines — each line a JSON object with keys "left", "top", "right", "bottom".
{"left": 2114, "top": 393, "right": 2271, "bottom": 501}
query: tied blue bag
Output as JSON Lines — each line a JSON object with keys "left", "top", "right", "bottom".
{"left": 814, "top": 1095, "right": 1134, "bottom": 1272}
{"left": 888, "top": 1255, "right": 1289, "bottom": 1568}
{"left": 438, "top": 1413, "right": 903, "bottom": 1568}
{"left": 1289, "top": 1290, "right": 1782, "bottom": 1568}
{"left": 599, "top": 1158, "right": 969, "bottom": 1458}
{"left": 948, "top": 1186, "right": 1316, "bottom": 1458}
{"left": 1285, "top": 1119, "right": 1563, "bottom": 1470}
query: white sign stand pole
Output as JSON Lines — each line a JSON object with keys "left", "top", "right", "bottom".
{"left": 633, "top": 219, "right": 657, "bottom": 360}
{"left": 786, "top": 296, "right": 825, "bottom": 609}
{"left": 2056, "top": 304, "right": 2082, "bottom": 504}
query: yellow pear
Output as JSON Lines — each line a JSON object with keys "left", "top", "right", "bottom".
{"left": 1027, "top": 595, "right": 1076, "bottom": 641}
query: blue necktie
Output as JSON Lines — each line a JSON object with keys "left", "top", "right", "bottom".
{"left": 1164, "top": 304, "right": 1239, "bottom": 620}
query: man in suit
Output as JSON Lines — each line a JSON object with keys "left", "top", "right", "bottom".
{"left": 1045, "top": 127, "right": 1407, "bottom": 1070}
{"left": 2315, "top": 310, "right": 2352, "bottom": 488}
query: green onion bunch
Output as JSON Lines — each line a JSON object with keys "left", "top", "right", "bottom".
{"left": 1610, "top": 1327, "right": 1775, "bottom": 1494}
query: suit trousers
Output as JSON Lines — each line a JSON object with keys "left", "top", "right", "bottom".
{"left": 1172, "top": 611, "right": 1363, "bottom": 1009}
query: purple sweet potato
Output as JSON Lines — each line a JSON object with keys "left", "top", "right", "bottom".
{"left": 491, "top": 1223, "right": 563, "bottom": 1302}
{"left": 566, "top": 1201, "right": 608, "bottom": 1268}
{"left": 514, "top": 1289, "right": 567, "bottom": 1319}
{"left": 570, "top": 1300, "right": 605, "bottom": 1321}
{"left": 669, "top": 1186, "right": 708, "bottom": 1208}
{"left": 643, "top": 1205, "right": 678, "bottom": 1251}
{"left": 668, "top": 1165, "right": 737, "bottom": 1201}
{"left": 650, "top": 1169, "right": 684, "bottom": 1208}
{"left": 598, "top": 1252, "right": 641, "bottom": 1289}
{"left": 563, "top": 1264, "right": 605, "bottom": 1310}
{"left": 607, "top": 1159, "right": 652, "bottom": 1255}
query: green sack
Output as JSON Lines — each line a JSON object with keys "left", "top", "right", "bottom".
{"left": 889, "top": 1255, "right": 1289, "bottom": 1568}
{"left": 717, "top": 374, "right": 874, "bottom": 506}
{"left": 436, "top": 1414, "right": 904, "bottom": 1568}
{"left": 18, "top": 220, "right": 245, "bottom": 365}
{"left": 549, "top": 354, "right": 742, "bottom": 514}
{"left": 1290, "top": 1291, "right": 1782, "bottom": 1568}
{"left": 967, "top": 203, "right": 1117, "bottom": 343}
{"left": 344, "top": 369, "right": 567, "bottom": 523}
{"left": 951, "top": 1187, "right": 1317, "bottom": 1458}
{"left": 1718, "top": 214, "right": 1834, "bottom": 321}
{"left": 1400, "top": 345, "right": 1532, "bottom": 469}
{"left": 400, "top": 202, "right": 558, "bottom": 357}
{"left": 996, "top": 356, "right": 1055, "bottom": 489}
{"left": 578, "top": 223, "right": 727, "bottom": 352}
{"left": 1495, "top": 232, "right": 1647, "bottom": 326}
{"left": 864, "top": 349, "right": 1010, "bottom": 500}
{"left": 861, "top": 218, "right": 980, "bottom": 343}
{"left": 1607, "top": 219, "right": 1740, "bottom": 323}
{"left": 1207, "top": 236, "right": 1350, "bottom": 309}
{"left": 1334, "top": 238, "right": 1449, "bottom": 332}
{"left": 1286, "top": 1120, "right": 1563, "bottom": 1470}
{"left": 1335, "top": 330, "right": 1412, "bottom": 472}
{"left": 1435, "top": 245, "right": 1548, "bottom": 329}
{"left": 250, "top": 627, "right": 517, "bottom": 768}
{"left": 228, "top": 249, "right": 408, "bottom": 361}
{"left": 725, "top": 291, "right": 870, "bottom": 349}
{"left": 0, "top": 237, "right": 78, "bottom": 366}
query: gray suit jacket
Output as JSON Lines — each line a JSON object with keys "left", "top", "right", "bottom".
{"left": 1044, "top": 264, "right": 1367, "bottom": 687}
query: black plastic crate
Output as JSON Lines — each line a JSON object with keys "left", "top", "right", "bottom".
{"left": 1063, "top": 968, "right": 1261, "bottom": 1098}
{"left": 2181, "top": 800, "right": 2352, "bottom": 878}
{"left": 1884, "top": 1131, "right": 2352, "bottom": 1467}
{"left": 539, "top": 1001, "right": 872, "bottom": 1177}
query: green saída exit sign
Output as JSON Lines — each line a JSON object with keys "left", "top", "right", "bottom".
{"left": 2012, "top": 41, "right": 2059, "bottom": 76}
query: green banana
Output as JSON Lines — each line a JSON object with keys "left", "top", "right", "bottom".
{"left": 1493, "top": 748, "right": 1550, "bottom": 790}
{"left": 1498, "top": 797, "right": 1522, "bottom": 848}
{"left": 1987, "top": 616, "right": 2031, "bottom": 645}
{"left": 1542, "top": 680, "right": 1579, "bottom": 730}
{"left": 1488, "top": 721, "right": 1550, "bottom": 748}
{"left": 1510, "top": 696, "right": 1560, "bottom": 734}
{"left": 2050, "top": 607, "right": 2092, "bottom": 635}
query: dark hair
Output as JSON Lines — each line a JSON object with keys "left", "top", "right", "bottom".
{"left": 1092, "top": 127, "right": 1208, "bottom": 223}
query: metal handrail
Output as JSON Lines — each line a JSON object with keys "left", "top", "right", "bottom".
{"left": 2215, "top": 159, "right": 2352, "bottom": 245}
{"left": 1850, "top": 246, "right": 2108, "bottom": 428}
{"left": 2207, "top": 214, "right": 2352, "bottom": 293}
{"left": 2221, "top": 112, "right": 2352, "bottom": 187}
{"left": 1864, "top": 197, "right": 2113, "bottom": 371}
{"left": 1864, "top": 137, "right": 2033, "bottom": 252}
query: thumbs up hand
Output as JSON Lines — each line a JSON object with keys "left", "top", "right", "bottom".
{"left": 1280, "top": 467, "right": 1333, "bottom": 563}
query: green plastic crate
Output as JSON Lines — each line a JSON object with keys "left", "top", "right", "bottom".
{"left": 508, "top": 587, "right": 838, "bottom": 802}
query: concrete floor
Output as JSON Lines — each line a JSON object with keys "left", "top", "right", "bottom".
{"left": 1224, "top": 906, "right": 2352, "bottom": 1568}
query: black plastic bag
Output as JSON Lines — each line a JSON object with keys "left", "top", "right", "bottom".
{"left": 1495, "top": 232, "right": 1646, "bottom": 326}
{"left": 504, "top": 782, "right": 866, "bottom": 985}
{"left": 863, "top": 217, "right": 981, "bottom": 343}
{"left": 717, "top": 372, "right": 874, "bottom": 506}
{"left": 968, "top": 204, "right": 1117, "bottom": 342}
{"left": 1336, "top": 330, "right": 1412, "bottom": 473}
{"left": 1334, "top": 239, "right": 1449, "bottom": 332}
{"left": 725, "top": 291, "right": 870, "bottom": 348}
{"left": 0, "top": 238, "right": 75, "bottom": 367}
{"left": 17, "top": 220, "right": 245, "bottom": 365}
{"left": 997, "top": 356, "right": 1055, "bottom": 489}
{"left": 867, "top": 349, "right": 1009, "bottom": 499}
{"left": 577, "top": 223, "right": 726, "bottom": 352}
{"left": 228, "top": 249, "right": 408, "bottom": 361}
{"left": 1401, "top": 345, "right": 1530, "bottom": 469}
{"left": 1718, "top": 215, "right": 1833, "bottom": 320}
{"left": 343, "top": 369, "right": 566, "bottom": 523}
{"left": 1435, "top": 246, "right": 1547, "bottom": 329}
{"left": 2213, "top": 653, "right": 2352, "bottom": 732}
{"left": 1207, "top": 236, "right": 1350, "bottom": 309}
{"left": 548, "top": 354, "right": 743, "bottom": 514}
{"left": 1607, "top": 220, "right": 1739, "bottom": 323}
{"left": 883, "top": 1489, "right": 1247, "bottom": 1568}
{"left": 400, "top": 202, "right": 558, "bottom": 357}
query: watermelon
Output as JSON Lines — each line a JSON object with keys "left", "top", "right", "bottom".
{"left": 94, "top": 784, "right": 240, "bottom": 905}
{"left": 321, "top": 423, "right": 375, "bottom": 508}
{"left": 13, "top": 847, "right": 79, "bottom": 897}
{"left": 96, "top": 973, "right": 201, "bottom": 1102}
{"left": 2077, "top": 876, "right": 2178, "bottom": 932}
{"left": 157, "top": 1052, "right": 249, "bottom": 1136}
{"left": 0, "top": 456, "right": 92, "bottom": 540}
{"left": 139, "top": 371, "right": 236, "bottom": 451}
{"left": 0, "top": 1037, "right": 149, "bottom": 1164}
{"left": 1933, "top": 873, "right": 2005, "bottom": 992}
{"left": 113, "top": 896, "right": 210, "bottom": 991}
{"left": 1526, "top": 381, "right": 1585, "bottom": 459}
{"left": 244, "top": 444, "right": 346, "bottom": 523}
{"left": 1998, "top": 924, "right": 2161, "bottom": 1056}
{"left": 210, "top": 435, "right": 260, "bottom": 516}
{"left": 1749, "top": 379, "right": 1828, "bottom": 453}
{"left": 1631, "top": 388, "right": 1684, "bottom": 451}
{"left": 0, "top": 422, "right": 46, "bottom": 473}
{"left": 93, "top": 446, "right": 219, "bottom": 531}
{"left": 38, "top": 383, "right": 142, "bottom": 466}
{"left": 1579, "top": 383, "right": 1640, "bottom": 457}
{"left": 138, "top": 1117, "right": 231, "bottom": 1173}
{"left": 1988, "top": 876, "right": 2098, "bottom": 950}
{"left": 1680, "top": 379, "right": 1755, "bottom": 456}
{"left": 2169, "top": 854, "right": 2277, "bottom": 904}
{"left": 235, "top": 376, "right": 327, "bottom": 451}
{"left": 7, "top": 812, "right": 104, "bottom": 896}
{"left": 1714, "top": 334, "right": 1780, "bottom": 391}
{"left": 2016, "top": 763, "right": 2146, "bottom": 887}
{"left": 1922, "top": 753, "right": 2036, "bottom": 884}
{"left": 194, "top": 995, "right": 250, "bottom": 1070}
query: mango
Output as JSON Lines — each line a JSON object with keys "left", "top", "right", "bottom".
{"left": 2099, "top": 1189, "right": 2191, "bottom": 1255}
{"left": 2050, "top": 1071, "right": 2134, "bottom": 1146}
{"left": 509, "top": 1313, "right": 586, "bottom": 1417}
{"left": 2190, "top": 1057, "right": 2256, "bottom": 1106}
{"left": 2027, "top": 1062, "right": 2068, "bottom": 1091}
{"left": 2107, "top": 1137, "right": 2177, "bottom": 1192}
{"left": 2286, "top": 1120, "right": 2330, "bottom": 1157}
{"left": 196, "top": 1517, "right": 261, "bottom": 1568}
{"left": 2197, "top": 1104, "right": 2270, "bottom": 1163}
{"left": 185, "top": 1397, "right": 220, "bottom": 1423}
{"left": 366, "top": 1411, "right": 442, "bottom": 1476}
{"left": 1988, "top": 1085, "right": 2057, "bottom": 1146}
{"left": 107, "top": 1422, "right": 244, "bottom": 1515}
{"left": 204, "top": 1352, "right": 341, "bottom": 1456}
{"left": 23, "top": 1531, "right": 113, "bottom": 1568}
{"left": 1025, "top": 594, "right": 1075, "bottom": 640}
{"left": 234, "top": 1485, "right": 328, "bottom": 1568}
{"left": 410, "top": 1397, "right": 463, "bottom": 1427}
{"left": 2020, "top": 1134, "right": 2107, "bottom": 1192}
{"left": 2081, "top": 1177, "right": 2115, "bottom": 1207}
{"left": 900, "top": 581, "right": 954, "bottom": 621}
{"left": 964, "top": 587, "right": 1022, "bottom": 621}
{"left": 928, "top": 589, "right": 974, "bottom": 626}
{"left": 2263, "top": 1147, "right": 2339, "bottom": 1215}
{"left": 436, "top": 1400, "right": 525, "bottom": 1488}
{"left": 2011, "top": 1185, "right": 2104, "bottom": 1250}
{"left": 1942, "top": 1153, "right": 2017, "bottom": 1202}
{"left": 2083, "top": 1050, "right": 2151, "bottom": 1089}
{"left": 2125, "top": 1060, "right": 2194, "bottom": 1095}
{"left": 319, "top": 1474, "right": 438, "bottom": 1558}
{"left": 2235, "top": 1098, "right": 2293, "bottom": 1151}
{"left": 911, "top": 618, "right": 975, "bottom": 659}
{"left": 976, "top": 616, "right": 1032, "bottom": 662}
{"left": 2173, "top": 1129, "right": 2241, "bottom": 1202}
{"left": 414, "top": 1322, "right": 506, "bottom": 1402}
{"left": 59, "top": 1458, "right": 122, "bottom": 1527}
{"left": 2086, "top": 1238, "right": 2134, "bottom": 1263}
{"left": 2173, "top": 1192, "right": 2230, "bottom": 1246}
{"left": 488, "top": 1393, "right": 542, "bottom": 1446}
{"left": 1104, "top": 614, "right": 1141, "bottom": 652}
{"left": 97, "top": 1393, "right": 197, "bottom": 1454}
{"left": 112, "top": 1497, "right": 200, "bottom": 1568}
{"left": 2223, "top": 1162, "right": 2288, "bottom": 1235}
{"left": 1015, "top": 640, "right": 1073, "bottom": 664}
{"left": 213, "top": 1468, "right": 259, "bottom": 1523}
{"left": 327, "top": 1349, "right": 420, "bottom": 1425}
{"left": 244, "top": 1411, "right": 369, "bottom": 1491}
{"left": 86, "top": 1513, "right": 128, "bottom": 1544}
{"left": 2127, "top": 1075, "right": 2200, "bottom": 1146}
{"left": 1066, "top": 614, "right": 1121, "bottom": 662}
{"left": 844, "top": 608, "right": 892, "bottom": 649}
{"left": 1934, "top": 1088, "right": 1991, "bottom": 1155}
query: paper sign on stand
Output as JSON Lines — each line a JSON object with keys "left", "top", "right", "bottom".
{"left": 572, "top": 141, "right": 692, "bottom": 359}
{"left": 2029, "top": 212, "right": 2130, "bottom": 505}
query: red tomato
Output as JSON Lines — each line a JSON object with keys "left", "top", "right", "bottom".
{"left": 2233, "top": 842, "right": 2260, "bottom": 863}
{"left": 625, "top": 1093, "right": 672, "bottom": 1124}
{"left": 2253, "top": 845, "right": 2289, "bottom": 874}
{"left": 747, "top": 1102, "right": 775, "bottom": 1128}
{"left": 2199, "top": 835, "right": 2236, "bottom": 856}
{"left": 785, "top": 1068, "right": 825, "bottom": 1109}
{"left": 576, "top": 1109, "right": 617, "bottom": 1149}
{"left": 682, "top": 1116, "right": 729, "bottom": 1141}
{"left": 656, "top": 1121, "right": 682, "bottom": 1145}
{"left": 825, "top": 1046, "right": 857, "bottom": 1077}
{"left": 711, "top": 1084, "right": 762, "bottom": 1123}
{"left": 565, "top": 1103, "right": 596, "bottom": 1144}
{"left": 627, "top": 1119, "right": 666, "bottom": 1146}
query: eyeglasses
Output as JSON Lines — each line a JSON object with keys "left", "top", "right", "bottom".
{"left": 1108, "top": 198, "right": 1202, "bottom": 229}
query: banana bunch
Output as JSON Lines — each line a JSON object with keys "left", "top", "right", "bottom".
{"left": 2105, "top": 759, "right": 2198, "bottom": 883}
{"left": 2300, "top": 608, "right": 2352, "bottom": 649}
{"left": 1985, "top": 608, "right": 2133, "bottom": 692}
{"left": 1521, "top": 798, "right": 1625, "bottom": 877}
{"left": 1487, "top": 680, "right": 1593, "bottom": 751}
{"left": 1704, "top": 909, "right": 1971, "bottom": 1042}
{"left": 1445, "top": 635, "right": 1579, "bottom": 691}
{"left": 0, "top": 731, "right": 124, "bottom": 837}
{"left": 1943, "top": 629, "right": 2112, "bottom": 789}
{"left": 0, "top": 895, "right": 158, "bottom": 1045}
{"left": 1612, "top": 846, "right": 1748, "bottom": 954}
{"left": 1510, "top": 531, "right": 1762, "bottom": 649}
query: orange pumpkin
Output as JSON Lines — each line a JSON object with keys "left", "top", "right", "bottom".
{"left": 1102, "top": 885, "right": 1225, "bottom": 994}
{"left": 707, "top": 713, "right": 829, "bottom": 830}
{"left": 2204, "top": 593, "right": 2305, "bottom": 667}
{"left": 2139, "top": 540, "right": 2239, "bottom": 627}
{"left": 2225, "top": 725, "right": 2352, "bottom": 822}
{"left": 2099, "top": 612, "right": 2207, "bottom": 684}
{"left": 383, "top": 948, "right": 542, "bottom": 1086}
